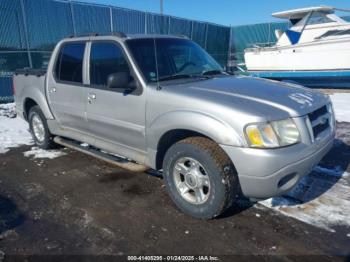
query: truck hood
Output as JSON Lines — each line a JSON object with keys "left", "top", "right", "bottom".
{"left": 171, "top": 76, "right": 330, "bottom": 118}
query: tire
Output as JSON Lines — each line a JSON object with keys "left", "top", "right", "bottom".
{"left": 162, "top": 137, "right": 239, "bottom": 220}
{"left": 28, "top": 105, "right": 55, "bottom": 149}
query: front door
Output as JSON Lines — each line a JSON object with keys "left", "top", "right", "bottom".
{"left": 47, "top": 41, "right": 88, "bottom": 134}
{"left": 86, "top": 41, "right": 146, "bottom": 159}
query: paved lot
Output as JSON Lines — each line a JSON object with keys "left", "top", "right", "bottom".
{"left": 0, "top": 123, "right": 349, "bottom": 260}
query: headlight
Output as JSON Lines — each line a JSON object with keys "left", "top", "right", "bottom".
{"left": 245, "top": 119, "right": 300, "bottom": 148}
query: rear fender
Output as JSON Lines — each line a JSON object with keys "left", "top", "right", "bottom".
{"left": 22, "top": 85, "right": 54, "bottom": 120}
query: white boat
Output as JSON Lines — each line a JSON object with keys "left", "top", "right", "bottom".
{"left": 244, "top": 6, "right": 350, "bottom": 87}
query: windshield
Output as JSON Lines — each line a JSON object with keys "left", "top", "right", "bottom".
{"left": 294, "top": 11, "right": 335, "bottom": 28}
{"left": 126, "top": 38, "right": 223, "bottom": 82}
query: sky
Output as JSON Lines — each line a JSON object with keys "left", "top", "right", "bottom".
{"left": 81, "top": 0, "right": 350, "bottom": 26}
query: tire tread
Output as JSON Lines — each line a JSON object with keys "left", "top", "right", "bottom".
{"left": 29, "top": 105, "right": 55, "bottom": 149}
{"left": 175, "top": 136, "right": 238, "bottom": 218}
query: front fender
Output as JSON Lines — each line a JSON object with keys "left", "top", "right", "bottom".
{"left": 147, "top": 110, "right": 245, "bottom": 150}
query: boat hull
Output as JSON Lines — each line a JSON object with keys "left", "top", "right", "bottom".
{"left": 245, "top": 39, "right": 350, "bottom": 71}
{"left": 248, "top": 70, "right": 350, "bottom": 88}
{"left": 245, "top": 39, "right": 350, "bottom": 88}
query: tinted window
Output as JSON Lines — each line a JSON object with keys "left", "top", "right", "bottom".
{"left": 127, "top": 38, "right": 222, "bottom": 82}
{"left": 318, "top": 28, "right": 350, "bottom": 38}
{"left": 90, "top": 42, "right": 130, "bottom": 87}
{"left": 55, "top": 42, "right": 85, "bottom": 83}
{"left": 126, "top": 39, "right": 157, "bottom": 82}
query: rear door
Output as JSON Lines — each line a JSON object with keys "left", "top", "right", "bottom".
{"left": 47, "top": 41, "right": 89, "bottom": 133}
{"left": 85, "top": 41, "right": 146, "bottom": 158}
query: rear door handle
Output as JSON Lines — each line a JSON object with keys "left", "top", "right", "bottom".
{"left": 88, "top": 93, "right": 96, "bottom": 103}
{"left": 88, "top": 93, "right": 96, "bottom": 99}
{"left": 49, "top": 87, "right": 56, "bottom": 93}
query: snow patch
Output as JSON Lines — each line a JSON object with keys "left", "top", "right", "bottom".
{"left": 260, "top": 165, "right": 350, "bottom": 232}
{"left": 23, "top": 147, "right": 67, "bottom": 159}
{"left": 0, "top": 103, "right": 33, "bottom": 153}
{"left": 0, "top": 103, "right": 16, "bottom": 118}
{"left": 330, "top": 93, "right": 350, "bottom": 123}
{"left": 0, "top": 103, "right": 66, "bottom": 158}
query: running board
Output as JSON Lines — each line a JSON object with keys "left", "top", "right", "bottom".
{"left": 53, "top": 136, "right": 149, "bottom": 173}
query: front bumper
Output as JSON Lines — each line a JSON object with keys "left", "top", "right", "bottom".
{"left": 220, "top": 131, "right": 335, "bottom": 199}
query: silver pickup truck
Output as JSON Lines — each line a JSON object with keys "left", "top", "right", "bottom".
{"left": 14, "top": 34, "right": 335, "bottom": 219}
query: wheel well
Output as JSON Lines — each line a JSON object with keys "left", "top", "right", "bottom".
{"left": 156, "top": 129, "right": 209, "bottom": 170}
{"left": 24, "top": 98, "right": 38, "bottom": 120}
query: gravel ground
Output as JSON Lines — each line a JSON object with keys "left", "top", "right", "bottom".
{"left": 0, "top": 126, "right": 349, "bottom": 260}
{"left": 0, "top": 97, "right": 349, "bottom": 261}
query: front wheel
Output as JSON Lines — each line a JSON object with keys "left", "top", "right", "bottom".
{"left": 28, "top": 105, "right": 55, "bottom": 149}
{"left": 162, "top": 137, "right": 239, "bottom": 219}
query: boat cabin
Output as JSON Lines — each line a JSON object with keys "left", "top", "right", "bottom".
{"left": 273, "top": 6, "right": 350, "bottom": 46}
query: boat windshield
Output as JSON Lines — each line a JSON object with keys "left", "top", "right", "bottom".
{"left": 293, "top": 12, "right": 335, "bottom": 29}
{"left": 306, "top": 12, "right": 335, "bottom": 25}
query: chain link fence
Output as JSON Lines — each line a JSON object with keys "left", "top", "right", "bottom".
{"left": 2, "top": 1, "right": 350, "bottom": 101}
{"left": 0, "top": 0, "right": 231, "bottom": 101}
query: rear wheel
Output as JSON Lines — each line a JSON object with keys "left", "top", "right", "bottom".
{"left": 162, "top": 137, "right": 239, "bottom": 219}
{"left": 28, "top": 106, "right": 55, "bottom": 149}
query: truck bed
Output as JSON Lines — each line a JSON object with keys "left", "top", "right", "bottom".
{"left": 15, "top": 68, "right": 47, "bottom": 77}
{"left": 14, "top": 68, "right": 48, "bottom": 119}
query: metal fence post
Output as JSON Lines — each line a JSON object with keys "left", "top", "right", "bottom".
{"left": 190, "top": 21, "right": 194, "bottom": 40}
{"left": 204, "top": 23, "right": 208, "bottom": 50}
{"left": 227, "top": 26, "right": 233, "bottom": 71}
{"left": 145, "top": 12, "right": 148, "bottom": 34}
{"left": 109, "top": 6, "right": 113, "bottom": 32}
{"left": 168, "top": 17, "right": 171, "bottom": 34}
{"left": 19, "top": 0, "right": 33, "bottom": 68}
{"left": 69, "top": 0, "right": 77, "bottom": 36}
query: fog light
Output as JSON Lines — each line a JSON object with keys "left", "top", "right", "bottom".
{"left": 278, "top": 172, "right": 297, "bottom": 189}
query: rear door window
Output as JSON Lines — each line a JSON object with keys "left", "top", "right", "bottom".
{"left": 90, "top": 42, "right": 130, "bottom": 87}
{"left": 55, "top": 42, "right": 86, "bottom": 84}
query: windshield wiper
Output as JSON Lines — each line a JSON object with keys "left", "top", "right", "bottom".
{"left": 201, "top": 69, "right": 224, "bottom": 76}
{"left": 157, "top": 74, "right": 193, "bottom": 82}
{"left": 157, "top": 71, "right": 219, "bottom": 82}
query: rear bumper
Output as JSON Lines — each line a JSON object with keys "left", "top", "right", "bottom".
{"left": 220, "top": 132, "right": 335, "bottom": 199}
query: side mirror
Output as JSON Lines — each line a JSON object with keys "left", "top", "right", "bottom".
{"left": 107, "top": 72, "right": 134, "bottom": 91}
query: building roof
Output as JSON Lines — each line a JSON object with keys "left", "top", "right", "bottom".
{"left": 272, "top": 6, "right": 335, "bottom": 19}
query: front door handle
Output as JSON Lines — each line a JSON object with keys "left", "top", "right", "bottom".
{"left": 88, "top": 93, "right": 96, "bottom": 103}
{"left": 49, "top": 87, "right": 56, "bottom": 93}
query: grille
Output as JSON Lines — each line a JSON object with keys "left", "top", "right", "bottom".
{"left": 308, "top": 105, "right": 330, "bottom": 140}
{"left": 308, "top": 106, "right": 328, "bottom": 122}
